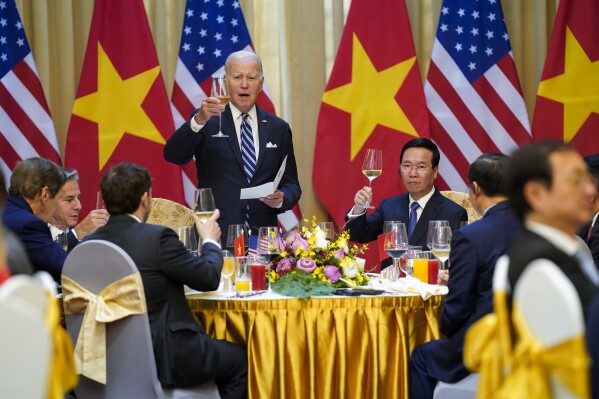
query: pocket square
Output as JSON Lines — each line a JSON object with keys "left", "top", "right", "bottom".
{"left": 266, "top": 142, "right": 278, "bottom": 148}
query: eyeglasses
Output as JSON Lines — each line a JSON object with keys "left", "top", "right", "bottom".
{"left": 400, "top": 164, "right": 432, "bottom": 174}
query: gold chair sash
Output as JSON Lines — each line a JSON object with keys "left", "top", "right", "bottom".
{"left": 496, "top": 306, "right": 590, "bottom": 399}
{"left": 62, "top": 273, "right": 147, "bottom": 384}
{"left": 44, "top": 292, "right": 78, "bottom": 399}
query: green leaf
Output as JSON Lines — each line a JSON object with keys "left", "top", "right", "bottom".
{"left": 272, "top": 272, "right": 336, "bottom": 299}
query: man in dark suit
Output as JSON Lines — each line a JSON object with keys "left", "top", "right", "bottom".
{"left": 164, "top": 50, "right": 301, "bottom": 239}
{"left": 85, "top": 162, "right": 247, "bottom": 398}
{"left": 506, "top": 142, "right": 599, "bottom": 316}
{"left": 2, "top": 157, "right": 66, "bottom": 281}
{"left": 578, "top": 155, "right": 599, "bottom": 268}
{"left": 410, "top": 153, "right": 522, "bottom": 399}
{"left": 48, "top": 168, "right": 109, "bottom": 250}
{"left": 345, "top": 138, "right": 467, "bottom": 252}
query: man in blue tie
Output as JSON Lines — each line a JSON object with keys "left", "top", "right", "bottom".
{"left": 164, "top": 51, "right": 301, "bottom": 240}
{"left": 345, "top": 138, "right": 467, "bottom": 254}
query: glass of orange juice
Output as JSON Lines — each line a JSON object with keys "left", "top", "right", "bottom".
{"left": 221, "top": 250, "right": 234, "bottom": 292}
{"left": 413, "top": 251, "right": 431, "bottom": 283}
{"left": 235, "top": 256, "right": 252, "bottom": 296}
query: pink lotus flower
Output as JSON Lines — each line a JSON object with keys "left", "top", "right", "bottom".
{"left": 334, "top": 249, "right": 345, "bottom": 260}
{"left": 275, "top": 258, "right": 295, "bottom": 275}
{"left": 297, "top": 258, "right": 317, "bottom": 273}
{"left": 323, "top": 265, "right": 341, "bottom": 283}
{"left": 285, "top": 229, "right": 310, "bottom": 252}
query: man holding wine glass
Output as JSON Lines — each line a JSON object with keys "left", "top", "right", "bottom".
{"left": 85, "top": 162, "right": 248, "bottom": 398}
{"left": 410, "top": 153, "right": 522, "bottom": 399}
{"left": 345, "top": 138, "right": 467, "bottom": 266}
{"left": 165, "top": 50, "right": 301, "bottom": 241}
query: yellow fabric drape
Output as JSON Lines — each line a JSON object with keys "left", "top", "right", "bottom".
{"left": 61, "top": 273, "right": 147, "bottom": 384}
{"left": 44, "top": 292, "right": 78, "bottom": 399}
{"left": 187, "top": 294, "right": 444, "bottom": 399}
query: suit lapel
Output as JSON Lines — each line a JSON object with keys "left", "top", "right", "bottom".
{"left": 221, "top": 106, "right": 245, "bottom": 172}
{"left": 254, "top": 107, "right": 269, "bottom": 176}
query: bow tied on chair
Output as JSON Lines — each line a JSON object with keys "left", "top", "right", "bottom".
{"left": 61, "top": 272, "right": 147, "bottom": 384}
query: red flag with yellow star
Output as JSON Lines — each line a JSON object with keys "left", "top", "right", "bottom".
{"left": 313, "top": 0, "right": 430, "bottom": 226}
{"left": 65, "top": 0, "right": 184, "bottom": 211}
{"left": 532, "top": 0, "right": 599, "bottom": 155}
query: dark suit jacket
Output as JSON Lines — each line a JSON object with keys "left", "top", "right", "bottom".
{"left": 2, "top": 195, "right": 67, "bottom": 281}
{"left": 84, "top": 214, "right": 223, "bottom": 388}
{"left": 426, "top": 201, "right": 522, "bottom": 382}
{"left": 345, "top": 189, "right": 468, "bottom": 248}
{"left": 508, "top": 229, "right": 598, "bottom": 316}
{"left": 4, "top": 228, "right": 33, "bottom": 275}
{"left": 586, "top": 293, "right": 599, "bottom": 399}
{"left": 579, "top": 215, "right": 599, "bottom": 268}
{"left": 164, "top": 106, "right": 301, "bottom": 238}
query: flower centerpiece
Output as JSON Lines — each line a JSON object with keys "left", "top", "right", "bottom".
{"left": 269, "top": 218, "right": 369, "bottom": 298}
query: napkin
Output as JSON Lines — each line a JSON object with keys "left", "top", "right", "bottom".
{"left": 388, "top": 277, "right": 448, "bottom": 300}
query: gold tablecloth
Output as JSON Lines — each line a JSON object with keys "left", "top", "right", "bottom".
{"left": 187, "top": 294, "right": 444, "bottom": 399}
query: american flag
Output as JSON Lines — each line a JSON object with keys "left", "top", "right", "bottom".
{"left": 0, "top": 0, "right": 61, "bottom": 183}
{"left": 171, "top": 0, "right": 300, "bottom": 231}
{"left": 247, "top": 234, "right": 269, "bottom": 256}
{"left": 425, "top": 0, "right": 530, "bottom": 190}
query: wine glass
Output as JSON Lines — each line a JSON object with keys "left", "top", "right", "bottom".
{"left": 427, "top": 220, "right": 449, "bottom": 250}
{"left": 362, "top": 149, "right": 382, "bottom": 209}
{"left": 211, "top": 76, "right": 229, "bottom": 138}
{"left": 383, "top": 222, "right": 409, "bottom": 279}
{"left": 256, "top": 226, "right": 282, "bottom": 263}
{"left": 431, "top": 225, "right": 452, "bottom": 270}
{"left": 316, "top": 221, "right": 336, "bottom": 240}
{"left": 221, "top": 250, "right": 235, "bottom": 292}
{"left": 55, "top": 233, "right": 68, "bottom": 251}
{"left": 227, "top": 224, "right": 249, "bottom": 256}
{"left": 193, "top": 188, "right": 216, "bottom": 223}
{"left": 96, "top": 191, "right": 105, "bottom": 210}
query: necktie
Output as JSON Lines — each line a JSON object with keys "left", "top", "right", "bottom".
{"left": 408, "top": 202, "right": 420, "bottom": 237}
{"left": 240, "top": 114, "right": 256, "bottom": 232}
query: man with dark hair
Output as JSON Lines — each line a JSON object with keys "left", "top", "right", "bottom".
{"left": 49, "top": 168, "right": 109, "bottom": 250}
{"left": 0, "top": 169, "right": 33, "bottom": 276}
{"left": 85, "top": 162, "right": 247, "bottom": 398}
{"left": 410, "top": 153, "right": 522, "bottom": 399}
{"left": 578, "top": 155, "right": 599, "bottom": 267}
{"left": 345, "top": 138, "right": 468, "bottom": 251}
{"left": 506, "top": 141, "right": 598, "bottom": 315}
{"left": 2, "top": 157, "right": 66, "bottom": 280}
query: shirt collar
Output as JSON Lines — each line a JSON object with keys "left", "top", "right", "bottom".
{"left": 230, "top": 103, "right": 257, "bottom": 123}
{"left": 127, "top": 214, "right": 142, "bottom": 223}
{"left": 525, "top": 220, "right": 581, "bottom": 256}
{"left": 409, "top": 187, "right": 435, "bottom": 209}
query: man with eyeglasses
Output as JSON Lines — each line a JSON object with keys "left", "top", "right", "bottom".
{"left": 345, "top": 138, "right": 467, "bottom": 255}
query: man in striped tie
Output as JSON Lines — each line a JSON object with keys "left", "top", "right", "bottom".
{"left": 165, "top": 51, "right": 301, "bottom": 241}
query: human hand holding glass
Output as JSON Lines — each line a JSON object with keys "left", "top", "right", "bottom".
{"left": 211, "top": 76, "right": 229, "bottom": 138}
{"left": 431, "top": 226, "right": 452, "bottom": 270}
{"left": 361, "top": 149, "right": 382, "bottom": 209}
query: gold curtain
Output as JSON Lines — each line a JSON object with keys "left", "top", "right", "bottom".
{"left": 15, "top": 0, "right": 557, "bottom": 222}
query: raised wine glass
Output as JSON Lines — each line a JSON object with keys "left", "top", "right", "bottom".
{"left": 362, "top": 149, "right": 382, "bottom": 209}
{"left": 193, "top": 188, "right": 216, "bottom": 223}
{"left": 383, "top": 222, "right": 409, "bottom": 278}
{"left": 211, "top": 76, "right": 229, "bottom": 138}
{"left": 431, "top": 225, "right": 452, "bottom": 270}
{"left": 426, "top": 220, "right": 450, "bottom": 250}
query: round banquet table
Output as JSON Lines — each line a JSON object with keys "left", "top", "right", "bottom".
{"left": 186, "top": 293, "right": 444, "bottom": 399}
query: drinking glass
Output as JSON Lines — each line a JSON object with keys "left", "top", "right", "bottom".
{"left": 427, "top": 220, "right": 449, "bottom": 250}
{"left": 250, "top": 256, "right": 269, "bottom": 292}
{"left": 227, "top": 224, "right": 248, "bottom": 257}
{"left": 221, "top": 250, "right": 234, "bottom": 292}
{"left": 211, "top": 77, "right": 229, "bottom": 138}
{"left": 176, "top": 226, "right": 196, "bottom": 253}
{"left": 316, "top": 221, "right": 336, "bottom": 240}
{"left": 383, "top": 222, "right": 409, "bottom": 278}
{"left": 257, "top": 226, "right": 282, "bottom": 263}
{"left": 383, "top": 221, "right": 401, "bottom": 277}
{"left": 96, "top": 191, "right": 105, "bottom": 210}
{"left": 193, "top": 188, "right": 216, "bottom": 223}
{"left": 362, "top": 149, "right": 382, "bottom": 209}
{"left": 403, "top": 246, "right": 422, "bottom": 278}
{"left": 431, "top": 225, "right": 452, "bottom": 270}
{"left": 413, "top": 251, "right": 432, "bottom": 283}
{"left": 234, "top": 256, "right": 252, "bottom": 297}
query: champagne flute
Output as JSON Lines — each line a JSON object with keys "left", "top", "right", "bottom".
{"left": 221, "top": 250, "right": 235, "bottom": 292}
{"left": 211, "top": 76, "right": 229, "bottom": 138}
{"left": 362, "top": 149, "right": 382, "bottom": 209}
{"left": 427, "top": 220, "right": 449, "bottom": 250}
{"left": 96, "top": 191, "right": 105, "bottom": 210}
{"left": 431, "top": 225, "right": 452, "bottom": 270}
{"left": 383, "top": 222, "right": 409, "bottom": 279}
{"left": 193, "top": 188, "right": 216, "bottom": 223}
{"left": 227, "top": 224, "right": 249, "bottom": 256}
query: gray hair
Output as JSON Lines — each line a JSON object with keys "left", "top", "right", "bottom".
{"left": 224, "top": 50, "right": 263, "bottom": 76}
{"left": 8, "top": 157, "right": 65, "bottom": 199}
